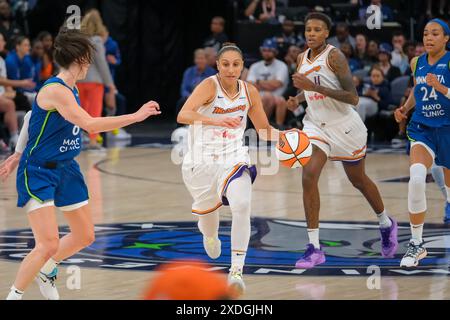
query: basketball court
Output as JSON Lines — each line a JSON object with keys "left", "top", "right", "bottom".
{"left": 1, "top": 134, "right": 449, "bottom": 300}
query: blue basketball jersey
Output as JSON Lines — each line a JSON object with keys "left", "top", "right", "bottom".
{"left": 411, "top": 51, "right": 450, "bottom": 127}
{"left": 23, "top": 77, "right": 82, "bottom": 161}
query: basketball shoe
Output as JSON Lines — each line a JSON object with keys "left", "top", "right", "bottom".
{"left": 295, "top": 244, "right": 326, "bottom": 269}
{"left": 228, "top": 266, "right": 245, "bottom": 297}
{"left": 203, "top": 235, "right": 221, "bottom": 259}
{"left": 380, "top": 217, "right": 398, "bottom": 257}
{"left": 400, "top": 240, "right": 427, "bottom": 268}
{"left": 36, "top": 267, "right": 60, "bottom": 300}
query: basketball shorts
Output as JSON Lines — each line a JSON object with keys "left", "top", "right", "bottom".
{"left": 17, "top": 158, "right": 89, "bottom": 210}
{"left": 182, "top": 160, "right": 257, "bottom": 216}
{"left": 302, "top": 111, "right": 367, "bottom": 162}
{"left": 407, "top": 121, "right": 450, "bottom": 169}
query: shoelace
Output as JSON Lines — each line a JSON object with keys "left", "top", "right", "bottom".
{"left": 301, "top": 245, "right": 316, "bottom": 260}
{"left": 47, "top": 274, "right": 57, "bottom": 287}
{"left": 380, "top": 228, "right": 391, "bottom": 247}
{"left": 404, "top": 242, "right": 422, "bottom": 259}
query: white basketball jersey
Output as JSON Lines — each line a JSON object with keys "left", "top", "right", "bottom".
{"left": 298, "top": 44, "right": 354, "bottom": 124}
{"left": 185, "top": 75, "right": 251, "bottom": 164}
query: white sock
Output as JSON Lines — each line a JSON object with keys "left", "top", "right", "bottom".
{"left": 446, "top": 186, "right": 450, "bottom": 203}
{"left": 307, "top": 229, "right": 320, "bottom": 249}
{"left": 40, "top": 258, "right": 59, "bottom": 275}
{"left": 226, "top": 171, "right": 252, "bottom": 270}
{"left": 377, "top": 210, "right": 392, "bottom": 228}
{"left": 198, "top": 212, "right": 220, "bottom": 238}
{"left": 6, "top": 286, "right": 23, "bottom": 300}
{"left": 410, "top": 223, "right": 424, "bottom": 244}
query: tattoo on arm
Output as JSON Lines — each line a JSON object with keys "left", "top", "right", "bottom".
{"left": 315, "top": 48, "right": 359, "bottom": 106}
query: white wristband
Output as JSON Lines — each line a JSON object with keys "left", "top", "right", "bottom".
{"left": 446, "top": 88, "right": 450, "bottom": 99}
{"left": 15, "top": 111, "right": 31, "bottom": 154}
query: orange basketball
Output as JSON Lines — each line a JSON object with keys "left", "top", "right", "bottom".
{"left": 276, "top": 129, "right": 312, "bottom": 168}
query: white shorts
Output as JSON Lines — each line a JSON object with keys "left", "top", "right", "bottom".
{"left": 25, "top": 199, "right": 89, "bottom": 214}
{"left": 182, "top": 161, "right": 256, "bottom": 216}
{"left": 303, "top": 111, "right": 368, "bottom": 162}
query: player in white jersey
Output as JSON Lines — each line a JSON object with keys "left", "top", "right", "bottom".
{"left": 286, "top": 13, "right": 398, "bottom": 269}
{"left": 177, "top": 43, "right": 279, "bottom": 296}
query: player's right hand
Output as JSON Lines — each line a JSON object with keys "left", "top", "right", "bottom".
{"left": 394, "top": 106, "right": 407, "bottom": 123}
{"left": 286, "top": 96, "right": 299, "bottom": 111}
{"left": 214, "top": 117, "right": 241, "bottom": 128}
{"left": 0, "top": 152, "right": 21, "bottom": 182}
{"left": 134, "top": 101, "right": 161, "bottom": 122}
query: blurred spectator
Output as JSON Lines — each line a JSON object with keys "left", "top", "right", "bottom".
{"left": 245, "top": 0, "right": 278, "bottom": 24}
{"left": 356, "top": 65, "right": 391, "bottom": 122}
{"left": 359, "top": 0, "right": 394, "bottom": 23}
{"left": 327, "top": 23, "right": 356, "bottom": 50}
{"left": 5, "top": 36, "right": 37, "bottom": 105}
{"left": 391, "top": 32, "right": 409, "bottom": 74}
{"left": 37, "top": 31, "right": 56, "bottom": 83}
{"left": 0, "top": 33, "right": 34, "bottom": 113}
{"left": 0, "top": 0, "right": 22, "bottom": 50}
{"left": 142, "top": 261, "right": 234, "bottom": 300}
{"left": 415, "top": 42, "right": 425, "bottom": 56}
{"left": 204, "top": 46, "right": 218, "bottom": 70}
{"left": 355, "top": 33, "right": 368, "bottom": 61}
{"left": 377, "top": 43, "right": 401, "bottom": 82}
{"left": 203, "top": 16, "right": 229, "bottom": 52}
{"left": 366, "top": 40, "right": 380, "bottom": 68}
{"left": 283, "top": 44, "right": 305, "bottom": 124}
{"left": 79, "top": 9, "right": 116, "bottom": 150}
{"left": 29, "top": 39, "right": 44, "bottom": 90}
{"left": 247, "top": 38, "right": 289, "bottom": 128}
{"left": 426, "top": 0, "right": 450, "bottom": 18}
{"left": 391, "top": 79, "right": 413, "bottom": 147}
{"left": 402, "top": 41, "right": 417, "bottom": 75}
{"left": 0, "top": 32, "right": 17, "bottom": 148}
{"left": 104, "top": 31, "right": 121, "bottom": 80}
{"left": 274, "top": 20, "right": 305, "bottom": 59}
{"left": 103, "top": 29, "right": 128, "bottom": 139}
{"left": 340, "top": 42, "right": 362, "bottom": 73}
{"left": 176, "top": 48, "right": 217, "bottom": 114}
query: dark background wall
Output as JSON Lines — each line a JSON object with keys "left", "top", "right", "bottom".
{"left": 26, "top": 0, "right": 234, "bottom": 120}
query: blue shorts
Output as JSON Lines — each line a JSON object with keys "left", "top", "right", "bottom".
{"left": 406, "top": 121, "right": 450, "bottom": 168}
{"left": 16, "top": 158, "right": 89, "bottom": 208}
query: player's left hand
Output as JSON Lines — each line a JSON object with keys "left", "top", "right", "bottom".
{"left": 426, "top": 73, "right": 440, "bottom": 89}
{"left": 292, "top": 73, "right": 317, "bottom": 91}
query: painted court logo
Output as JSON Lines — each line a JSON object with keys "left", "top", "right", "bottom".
{"left": 0, "top": 218, "right": 449, "bottom": 276}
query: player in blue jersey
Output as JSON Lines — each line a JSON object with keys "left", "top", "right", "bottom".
{"left": 1, "top": 27, "right": 161, "bottom": 300}
{"left": 394, "top": 18, "right": 450, "bottom": 268}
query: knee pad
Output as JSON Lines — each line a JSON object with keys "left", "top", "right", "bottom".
{"left": 408, "top": 163, "right": 427, "bottom": 214}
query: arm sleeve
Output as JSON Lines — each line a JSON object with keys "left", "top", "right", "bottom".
{"left": 93, "top": 37, "right": 114, "bottom": 86}
{"left": 15, "top": 111, "right": 31, "bottom": 153}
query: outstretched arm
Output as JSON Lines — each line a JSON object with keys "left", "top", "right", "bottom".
{"left": 38, "top": 85, "right": 161, "bottom": 134}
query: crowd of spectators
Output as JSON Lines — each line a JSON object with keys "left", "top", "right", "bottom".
{"left": 0, "top": 2, "right": 128, "bottom": 153}
{"left": 179, "top": 0, "right": 448, "bottom": 147}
